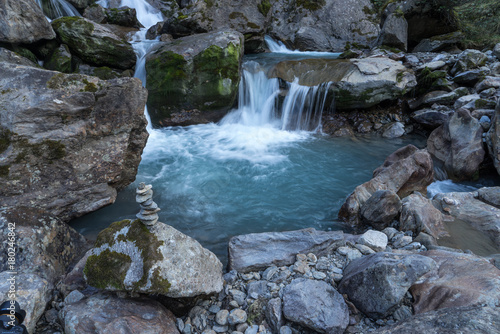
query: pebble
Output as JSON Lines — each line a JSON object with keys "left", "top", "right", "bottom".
{"left": 312, "top": 271, "right": 327, "bottom": 280}
{"left": 245, "top": 325, "right": 259, "bottom": 334}
{"left": 209, "top": 305, "right": 221, "bottom": 314}
{"left": 228, "top": 309, "right": 247, "bottom": 325}
{"left": 263, "top": 266, "right": 278, "bottom": 281}
{"left": 213, "top": 325, "right": 229, "bottom": 333}
{"left": 215, "top": 310, "right": 229, "bottom": 326}
{"left": 279, "top": 326, "right": 293, "bottom": 334}
{"left": 64, "top": 290, "right": 84, "bottom": 305}
{"left": 358, "top": 230, "right": 388, "bottom": 252}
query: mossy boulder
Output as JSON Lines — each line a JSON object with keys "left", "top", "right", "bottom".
{"left": 51, "top": 16, "right": 136, "bottom": 70}
{"left": 84, "top": 219, "right": 224, "bottom": 298}
{"left": 44, "top": 44, "right": 73, "bottom": 73}
{"left": 269, "top": 57, "right": 416, "bottom": 109}
{"left": 146, "top": 30, "right": 243, "bottom": 126}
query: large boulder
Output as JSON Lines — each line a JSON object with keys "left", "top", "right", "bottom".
{"left": 270, "top": 57, "right": 416, "bottom": 110}
{"left": 0, "top": 47, "right": 39, "bottom": 67}
{"left": 0, "top": 0, "right": 56, "bottom": 44}
{"left": 62, "top": 293, "right": 180, "bottom": 334}
{"left": 228, "top": 228, "right": 344, "bottom": 273}
{"left": 373, "top": 305, "right": 500, "bottom": 334}
{"left": 338, "top": 252, "right": 435, "bottom": 319}
{"left": 0, "top": 63, "right": 148, "bottom": 221}
{"left": 360, "top": 190, "right": 402, "bottom": 230}
{"left": 84, "top": 219, "right": 224, "bottom": 298}
{"left": 400, "top": 192, "right": 449, "bottom": 239}
{"left": 145, "top": 30, "right": 243, "bottom": 127}
{"left": 432, "top": 189, "right": 500, "bottom": 248}
{"left": 339, "top": 145, "right": 434, "bottom": 225}
{"left": 268, "top": 0, "right": 379, "bottom": 52}
{"left": 51, "top": 16, "right": 136, "bottom": 69}
{"left": 411, "top": 250, "right": 500, "bottom": 313}
{"left": 486, "top": 100, "right": 500, "bottom": 176}
{"left": 283, "top": 278, "right": 349, "bottom": 334}
{"left": 377, "top": 13, "right": 408, "bottom": 51}
{"left": 427, "top": 108, "right": 485, "bottom": 180}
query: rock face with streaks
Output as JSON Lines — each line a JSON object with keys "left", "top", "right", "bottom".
{"left": 0, "top": 63, "right": 148, "bottom": 221}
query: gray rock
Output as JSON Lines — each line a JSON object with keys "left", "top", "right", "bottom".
{"left": 215, "top": 310, "right": 229, "bottom": 326}
{"left": 64, "top": 290, "right": 85, "bottom": 305}
{"left": 230, "top": 289, "right": 247, "bottom": 306}
{"left": 400, "top": 192, "right": 449, "bottom": 239}
{"left": 382, "top": 122, "right": 405, "bottom": 138}
{"left": 146, "top": 30, "right": 243, "bottom": 127}
{"left": 279, "top": 326, "right": 293, "bottom": 334}
{"left": 378, "top": 13, "right": 408, "bottom": 51}
{"left": 427, "top": 108, "right": 485, "bottom": 180}
{"left": 44, "top": 44, "right": 73, "bottom": 73}
{"left": 477, "top": 187, "right": 500, "bottom": 208}
{"left": 412, "top": 31, "right": 463, "bottom": 53}
{"left": 420, "top": 90, "right": 459, "bottom": 107}
{"left": 84, "top": 219, "right": 224, "bottom": 298}
{"left": 360, "top": 190, "right": 402, "bottom": 229}
{"left": 244, "top": 325, "right": 258, "bottom": 334}
{"left": 228, "top": 309, "right": 247, "bottom": 325}
{"left": 0, "top": 63, "right": 148, "bottom": 221}
{"left": 228, "top": 228, "right": 344, "bottom": 273}
{"left": 340, "top": 144, "right": 433, "bottom": 225}
{"left": 0, "top": 0, "right": 56, "bottom": 43}
{"left": 451, "top": 49, "right": 488, "bottom": 76}
{"left": 358, "top": 230, "right": 388, "bottom": 252}
{"left": 454, "top": 94, "right": 480, "bottom": 109}
{"left": 62, "top": 293, "right": 179, "bottom": 334}
{"left": 453, "top": 69, "right": 488, "bottom": 86}
{"left": 247, "top": 280, "right": 269, "bottom": 299}
{"left": 354, "top": 243, "right": 376, "bottom": 255}
{"left": 374, "top": 306, "right": 500, "bottom": 334}
{"left": 0, "top": 47, "right": 39, "bottom": 67}
{"left": 494, "top": 43, "right": 500, "bottom": 60}
{"left": 411, "top": 250, "right": 500, "bottom": 313}
{"left": 338, "top": 252, "right": 436, "bottom": 318}
{"left": 283, "top": 278, "right": 349, "bottom": 333}
{"left": 51, "top": 17, "right": 136, "bottom": 70}
{"left": 475, "top": 76, "right": 500, "bottom": 92}
{"left": 411, "top": 107, "right": 453, "bottom": 128}
{"left": 486, "top": 101, "right": 500, "bottom": 176}
{"left": 417, "top": 61, "right": 446, "bottom": 71}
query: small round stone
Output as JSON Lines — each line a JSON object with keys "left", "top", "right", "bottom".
{"left": 228, "top": 309, "right": 247, "bottom": 325}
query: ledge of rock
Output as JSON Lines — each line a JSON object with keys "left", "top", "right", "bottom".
{"left": 0, "top": 63, "right": 148, "bottom": 221}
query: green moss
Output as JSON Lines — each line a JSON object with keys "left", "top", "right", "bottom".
{"left": 247, "top": 299, "right": 266, "bottom": 325}
{"left": 456, "top": 0, "right": 500, "bottom": 48}
{"left": 92, "top": 66, "right": 121, "bottom": 80}
{"left": 83, "top": 79, "right": 98, "bottom": 92}
{"left": 258, "top": 0, "right": 272, "bottom": 16}
{"left": 0, "top": 165, "right": 10, "bottom": 178}
{"left": 178, "top": 14, "right": 188, "bottom": 20}
{"left": 14, "top": 139, "right": 66, "bottom": 163}
{"left": 84, "top": 249, "right": 132, "bottom": 289}
{"left": 396, "top": 71, "right": 404, "bottom": 83}
{"left": 149, "top": 268, "right": 172, "bottom": 292}
{"left": 0, "top": 128, "right": 12, "bottom": 154}
{"left": 204, "top": 0, "right": 214, "bottom": 8}
{"left": 94, "top": 219, "right": 131, "bottom": 247}
{"left": 15, "top": 47, "right": 38, "bottom": 64}
{"left": 296, "top": 0, "right": 326, "bottom": 11}
{"left": 417, "top": 67, "right": 447, "bottom": 94}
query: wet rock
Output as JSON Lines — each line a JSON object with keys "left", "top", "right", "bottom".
{"left": 411, "top": 250, "right": 500, "bottom": 313}
{"left": 283, "top": 278, "right": 349, "bottom": 333}
{"left": 360, "top": 190, "right": 402, "bottom": 229}
{"left": 382, "top": 122, "right": 405, "bottom": 138}
{"left": 0, "top": 63, "right": 148, "bottom": 221}
{"left": 0, "top": 0, "right": 56, "bottom": 44}
{"left": 51, "top": 16, "right": 136, "bottom": 69}
{"left": 400, "top": 192, "right": 449, "bottom": 239}
{"left": 146, "top": 30, "right": 243, "bottom": 127}
{"left": 427, "top": 108, "right": 485, "bottom": 180}
{"left": 338, "top": 252, "right": 436, "bottom": 319}
{"left": 339, "top": 145, "right": 434, "bottom": 225}
{"left": 374, "top": 305, "right": 500, "bottom": 334}
{"left": 62, "top": 293, "right": 179, "bottom": 334}
{"left": 228, "top": 228, "right": 344, "bottom": 273}
{"left": 84, "top": 218, "right": 223, "bottom": 298}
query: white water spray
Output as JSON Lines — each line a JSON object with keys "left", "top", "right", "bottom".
{"left": 264, "top": 35, "right": 340, "bottom": 58}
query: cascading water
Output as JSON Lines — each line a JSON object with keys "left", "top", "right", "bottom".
{"left": 35, "top": 0, "right": 80, "bottom": 19}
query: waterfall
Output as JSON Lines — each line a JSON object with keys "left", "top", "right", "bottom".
{"left": 221, "top": 61, "right": 332, "bottom": 132}
{"left": 35, "top": 0, "right": 80, "bottom": 19}
{"left": 97, "top": 0, "right": 163, "bottom": 28}
{"left": 264, "top": 35, "right": 341, "bottom": 58}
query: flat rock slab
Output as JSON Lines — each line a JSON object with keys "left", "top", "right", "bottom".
{"left": 283, "top": 278, "right": 348, "bottom": 334}
{"left": 411, "top": 250, "right": 500, "bottom": 313}
{"left": 228, "top": 228, "right": 344, "bottom": 273}
{"left": 339, "top": 252, "right": 436, "bottom": 318}
{"left": 373, "top": 305, "right": 500, "bottom": 334}
{"left": 62, "top": 293, "right": 179, "bottom": 334}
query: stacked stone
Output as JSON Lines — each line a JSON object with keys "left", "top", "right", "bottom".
{"left": 136, "top": 182, "right": 160, "bottom": 226}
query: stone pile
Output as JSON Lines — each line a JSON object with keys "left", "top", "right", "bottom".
{"left": 136, "top": 182, "right": 160, "bottom": 226}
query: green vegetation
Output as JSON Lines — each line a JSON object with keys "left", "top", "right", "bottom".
{"left": 455, "top": 0, "right": 500, "bottom": 48}
{"left": 258, "top": 0, "right": 272, "bottom": 16}
{"left": 296, "top": 0, "right": 326, "bottom": 11}
{"left": 0, "top": 128, "right": 12, "bottom": 154}
{"left": 84, "top": 249, "right": 132, "bottom": 289}
{"left": 417, "top": 67, "right": 447, "bottom": 94}
{"left": 14, "top": 139, "right": 66, "bottom": 163}
{"left": 0, "top": 165, "right": 9, "bottom": 178}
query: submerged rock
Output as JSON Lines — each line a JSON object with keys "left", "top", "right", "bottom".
{"left": 0, "top": 63, "right": 148, "bottom": 221}
{"left": 228, "top": 228, "right": 344, "bottom": 273}
{"left": 145, "top": 30, "right": 243, "bottom": 126}
{"left": 84, "top": 219, "right": 224, "bottom": 298}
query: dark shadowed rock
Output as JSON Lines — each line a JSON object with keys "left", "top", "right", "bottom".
{"left": 0, "top": 0, "right": 56, "bottom": 44}
{"left": 373, "top": 305, "right": 500, "bottom": 334}
{"left": 145, "top": 30, "right": 243, "bottom": 127}
{"left": 338, "top": 252, "right": 435, "bottom": 319}
{"left": 0, "top": 47, "right": 39, "bottom": 67}
{"left": 410, "top": 108, "right": 453, "bottom": 129}
{"left": 412, "top": 32, "right": 463, "bottom": 53}
{"left": 400, "top": 192, "right": 449, "bottom": 239}
{"left": 228, "top": 228, "right": 344, "bottom": 273}
{"left": 411, "top": 250, "right": 500, "bottom": 313}
{"left": 486, "top": 101, "right": 500, "bottom": 176}
{"left": 427, "top": 108, "right": 485, "bottom": 180}
{"left": 360, "top": 190, "right": 402, "bottom": 230}
{"left": 51, "top": 16, "right": 136, "bottom": 69}
{"left": 0, "top": 63, "right": 148, "bottom": 221}
{"left": 63, "top": 293, "right": 180, "bottom": 334}
{"left": 283, "top": 278, "right": 348, "bottom": 334}
{"left": 378, "top": 13, "right": 408, "bottom": 51}
{"left": 339, "top": 145, "right": 434, "bottom": 225}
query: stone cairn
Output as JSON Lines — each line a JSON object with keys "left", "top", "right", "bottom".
{"left": 136, "top": 182, "right": 160, "bottom": 226}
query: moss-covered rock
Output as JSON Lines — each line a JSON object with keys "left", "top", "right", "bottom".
{"left": 84, "top": 219, "right": 224, "bottom": 298}
{"left": 146, "top": 30, "right": 243, "bottom": 126}
{"left": 51, "top": 16, "right": 136, "bottom": 70}
{"left": 44, "top": 44, "right": 73, "bottom": 73}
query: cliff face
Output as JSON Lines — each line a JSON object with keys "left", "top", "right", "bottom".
{"left": 0, "top": 63, "right": 149, "bottom": 221}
